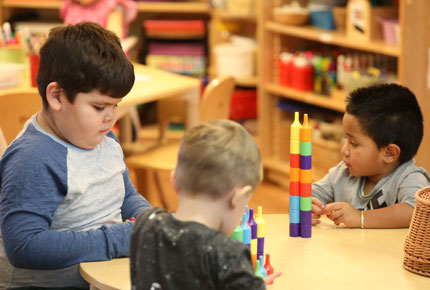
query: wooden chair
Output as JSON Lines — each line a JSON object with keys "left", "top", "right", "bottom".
{"left": 126, "top": 75, "right": 235, "bottom": 210}
{"left": 0, "top": 88, "right": 42, "bottom": 158}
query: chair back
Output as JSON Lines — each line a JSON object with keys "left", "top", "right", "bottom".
{"left": 199, "top": 75, "right": 235, "bottom": 122}
{"left": 0, "top": 88, "right": 42, "bottom": 145}
{"left": 155, "top": 75, "right": 235, "bottom": 145}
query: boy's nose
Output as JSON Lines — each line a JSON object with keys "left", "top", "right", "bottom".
{"left": 341, "top": 143, "right": 349, "bottom": 156}
{"left": 104, "top": 108, "right": 117, "bottom": 123}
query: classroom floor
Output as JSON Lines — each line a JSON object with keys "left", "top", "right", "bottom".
{"left": 129, "top": 170, "right": 290, "bottom": 214}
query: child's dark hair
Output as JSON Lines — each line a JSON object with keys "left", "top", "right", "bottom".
{"left": 346, "top": 83, "right": 423, "bottom": 164}
{"left": 36, "top": 22, "right": 134, "bottom": 108}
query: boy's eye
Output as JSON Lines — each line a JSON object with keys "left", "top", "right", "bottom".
{"left": 94, "top": 106, "right": 104, "bottom": 111}
{"left": 344, "top": 136, "right": 357, "bottom": 147}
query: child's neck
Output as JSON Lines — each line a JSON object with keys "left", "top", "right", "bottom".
{"left": 175, "top": 194, "right": 226, "bottom": 231}
{"left": 37, "top": 110, "right": 62, "bottom": 141}
{"left": 364, "top": 161, "right": 400, "bottom": 195}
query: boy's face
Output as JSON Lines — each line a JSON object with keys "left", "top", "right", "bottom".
{"left": 341, "top": 113, "right": 386, "bottom": 181}
{"left": 54, "top": 90, "right": 121, "bottom": 149}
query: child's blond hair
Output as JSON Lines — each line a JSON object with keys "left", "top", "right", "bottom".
{"left": 175, "top": 119, "right": 262, "bottom": 200}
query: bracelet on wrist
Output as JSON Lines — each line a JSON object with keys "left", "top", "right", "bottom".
{"left": 360, "top": 210, "right": 365, "bottom": 229}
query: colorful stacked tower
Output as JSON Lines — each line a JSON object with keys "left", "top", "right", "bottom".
{"left": 300, "top": 114, "right": 312, "bottom": 238}
{"left": 289, "top": 112, "right": 312, "bottom": 238}
{"left": 289, "top": 112, "right": 302, "bottom": 237}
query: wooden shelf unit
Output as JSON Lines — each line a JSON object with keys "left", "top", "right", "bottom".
{"left": 257, "top": 0, "right": 430, "bottom": 178}
{"left": 265, "top": 21, "right": 400, "bottom": 57}
{"left": 264, "top": 83, "right": 345, "bottom": 113}
{"left": 2, "top": 1, "right": 62, "bottom": 9}
{"left": 212, "top": 10, "right": 257, "bottom": 22}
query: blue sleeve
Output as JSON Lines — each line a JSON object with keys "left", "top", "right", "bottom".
{"left": 0, "top": 132, "right": 139, "bottom": 270}
{"left": 121, "top": 166, "right": 151, "bottom": 220}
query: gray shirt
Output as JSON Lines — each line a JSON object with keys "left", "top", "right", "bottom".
{"left": 312, "top": 160, "right": 430, "bottom": 210}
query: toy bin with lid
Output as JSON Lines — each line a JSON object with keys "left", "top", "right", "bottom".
{"left": 214, "top": 44, "right": 255, "bottom": 78}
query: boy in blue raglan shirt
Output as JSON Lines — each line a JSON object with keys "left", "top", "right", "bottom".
{"left": 0, "top": 22, "right": 151, "bottom": 288}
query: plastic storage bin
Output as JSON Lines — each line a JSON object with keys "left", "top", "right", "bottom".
{"left": 380, "top": 18, "right": 400, "bottom": 45}
{"left": 229, "top": 89, "right": 257, "bottom": 120}
{"left": 309, "top": 4, "right": 335, "bottom": 30}
{"left": 214, "top": 44, "right": 255, "bottom": 78}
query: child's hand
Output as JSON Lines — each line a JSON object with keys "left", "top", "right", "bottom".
{"left": 311, "top": 197, "right": 324, "bottom": 226}
{"left": 263, "top": 271, "right": 282, "bottom": 284}
{"left": 324, "top": 202, "right": 360, "bottom": 228}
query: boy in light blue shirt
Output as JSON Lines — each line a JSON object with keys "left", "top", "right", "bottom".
{"left": 312, "top": 84, "right": 429, "bottom": 228}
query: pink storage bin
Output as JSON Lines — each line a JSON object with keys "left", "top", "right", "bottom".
{"left": 148, "top": 42, "right": 205, "bottom": 56}
{"left": 379, "top": 18, "right": 399, "bottom": 45}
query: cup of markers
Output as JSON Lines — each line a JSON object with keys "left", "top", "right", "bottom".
{"left": 24, "top": 29, "right": 45, "bottom": 88}
{"left": 0, "top": 22, "right": 45, "bottom": 88}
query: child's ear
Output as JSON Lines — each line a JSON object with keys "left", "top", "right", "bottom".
{"left": 383, "top": 143, "right": 400, "bottom": 163}
{"left": 170, "top": 169, "right": 179, "bottom": 194}
{"left": 230, "top": 185, "right": 252, "bottom": 209}
{"left": 45, "top": 82, "right": 64, "bottom": 112}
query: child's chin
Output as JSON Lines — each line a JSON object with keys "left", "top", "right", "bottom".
{"left": 347, "top": 168, "right": 359, "bottom": 177}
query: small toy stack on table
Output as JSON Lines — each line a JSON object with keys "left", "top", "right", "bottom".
{"left": 231, "top": 205, "right": 275, "bottom": 283}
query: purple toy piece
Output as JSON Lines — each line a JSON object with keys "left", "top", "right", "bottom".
{"left": 248, "top": 208, "right": 257, "bottom": 239}
{"left": 301, "top": 224, "right": 312, "bottom": 238}
{"left": 300, "top": 155, "right": 312, "bottom": 169}
{"left": 300, "top": 210, "right": 312, "bottom": 226}
{"left": 290, "top": 223, "right": 300, "bottom": 237}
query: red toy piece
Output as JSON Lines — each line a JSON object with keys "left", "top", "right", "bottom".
{"left": 264, "top": 253, "right": 274, "bottom": 284}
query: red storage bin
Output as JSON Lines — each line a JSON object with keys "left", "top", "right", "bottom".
{"left": 291, "top": 57, "right": 313, "bottom": 91}
{"left": 278, "top": 57, "right": 294, "bottom": 87}
{"left": 143, "top": 20, "right": 206, "bottom": 36}
{"left": 229, "top": 89, "right": 257, "bottom": 120}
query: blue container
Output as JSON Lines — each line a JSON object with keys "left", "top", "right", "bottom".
{"left": 310, "top": 9, "right": 335, "bottom": 30}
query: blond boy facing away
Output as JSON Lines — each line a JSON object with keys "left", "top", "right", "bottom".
{"left": 131, "top": 120, "right": 281, "bottom": 290}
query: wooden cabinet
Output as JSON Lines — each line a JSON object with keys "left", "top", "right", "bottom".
{"left": 257, "top": 0, "right": 430, "bottom": 182}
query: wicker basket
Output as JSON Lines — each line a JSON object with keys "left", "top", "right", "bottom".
{"left": 403, "top": 186, "right": 430, "bottom": 277}
{"left": 273, "top": 11, "right": 309, "bottom": 26}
